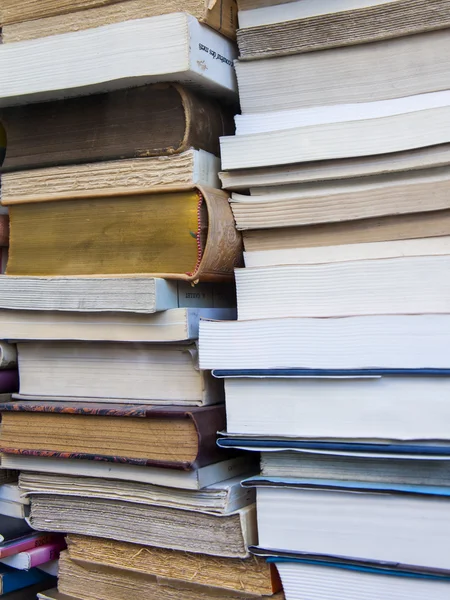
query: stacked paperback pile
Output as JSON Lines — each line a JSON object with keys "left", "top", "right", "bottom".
{"left": 200, "top": 0, "right": 450, "bottom": 598}
{"left": 0, "top": 2, "right": 282, "bottom": 599}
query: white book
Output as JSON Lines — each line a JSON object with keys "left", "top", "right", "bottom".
{"left": 224, "top": 376, "right": 450, "bottom": 441}
{"left": 0, "top": 13, "right": 237, "bottom": 107}
{"left": 219, "top": 144, "right": 450, "bottom": 190}
{"left": 0, "top": 276, "right": 232, "bottom": 313}
{"left": 0, "top": 455, "right": 252, "bottom": 491}
{"left": 37, "top": 560, "right": 59, "bottom": 577}
{"left": 253, "top": 481, "right": 450, "bottom": 570}
{"left": 229, "top": 166, "right": 450, "bottom": 228}
{"left": 274, "top": 560, "right": 450, "bottom": 600}
{"left": 0, "top": 499, "right": 28, "bottom": 519}
{"left": 0, "top": 308, "right": 236, "bottom": 343}
{"left": 244, "top": 237, "right": 450, "bottom": 268}
{"left": 235, "top": 255, "right": 450, "bottom": 319}
{"left": 2, "top": 150, "right": 221, "bottom": 202}
{"left": 19, "top": 471, "right": 255, "bottom": 515}
{"left": 220, "top": 102, "right": 450, "bottom": 169}
{"left": 16, "top": 341, "right": 222, "bottom": 406}
{"left": 238, "top": 0, "right": 399, "bottom": 28}
{"left": 199, "top": 315, "right": 450, "bottom": 370}
{"left": 235, "top": 30, "right": 450, "bottom": 113}
{"left": 0, "top": 483, "right": 28, "bottom": 504}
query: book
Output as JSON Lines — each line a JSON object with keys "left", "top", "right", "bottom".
{"left": 0, "top": 563, "right": 53, "bottom": 595}
{"left": 234, "top": 256, "right": 450, "bottom": 319}
{"left": 199, "top": 315, "right": 450, "bottom": 370}
{"left": 0, "top": 401, "right": 229, "bottom": 470}
{"left": 221, "top": 96, "right": 450, "bottom": 169}
{"left": 244, "top": 236, "right": 450, "bottom": 268}
{"left": 0, "top": 455, "right": 253, "bottom": 491}
{"left": 66, "top": 534, "right": 280, "bottom": 596}
{"left": 0, "top": 308, "right": 236, "bottom": 344}
{"left": 29, "top": 497, "right": 256, "bottom": 558}
{"left": 54, "top": 553, "right": 283, "bottom": 599}
{"left": 15, "top": 341, "right": 223, "bottom": 406}
{"left": 235, "top": 30, "right": 450, "bottom": 114}
{"left": 36, "top": 562, "right": 58, "bottom": 578}
{"left": 0, "top": 85, "right": 232, "bottom": 171}
{"left": 4, "top": 186, "right": 242, "bottom": 280}
{"left": 237, "top": 0, "right": 450, "bottom": 58}
{"left": 0, "top": 219, "right": 8, "bottom": 249}
{"left": 222, "top": 375, "right": 450, "bottom": 441}
{"left": 2, "top": 0, "right": 238, "bottom": 42}
{"left": 4, "top": 580, "right": 58, "bottom": 599}
{"left": 0, "top": 516, "right": 32, "bottom": 544}
{"left": 242, "top": 210, "right": 450, "bottom": 252}
{"left": 272, "top": 558, "right": 450, "bottom": 600}
{"left": 230, "top": 167, "right": 450, "bottom": 228}
{"left": 219, "top": 144, "right": 450, "bottom": 190}
{"left": 0, "top": 277, "right": 234, "bottom": 313}
{"left": 19, "top": 472, "right": 255, "bottom": 515}
{"left": 0, "top": 540, "right": 66, "bottom": 570}
{"left": 0, "top": 533, "right": 62, "bottom": 560}
{"left": 2, "top": 150, "right": 221, "bottom": 201}
{"left": 244, "top": 476, "right": 450, "bottom": 570}
{"left": 0, "top": 474, "right": 17, "bottom": 488}
{"left": 0, "top": 502, "right": 27, "bottom": 521}
{"left": 260, "top": 450, "right": 450, "bottom": 486}
{"left": 0, "top": 14, "right": 237, "bottom": 106}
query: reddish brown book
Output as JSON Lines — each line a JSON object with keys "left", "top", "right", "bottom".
{"left": 0, "top": 216, "right": 9, "bottom": 247}
{"left": 0, "top": 401, "right": 230, "bottom": 470}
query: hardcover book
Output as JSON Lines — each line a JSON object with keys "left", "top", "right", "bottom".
{"left": 0, "top": 401, "right": 229, "bottom": 470}
{"left": 4, "top": 186, "right": 242, "bottom": 281}
{"left": 0, "top": 84, "right": 232, "bottom": 171}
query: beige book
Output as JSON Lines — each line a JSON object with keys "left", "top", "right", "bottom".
{"left": 1, "top": 0, "right": 237, "bottom": 41}
{"left": 2, "top": 150, "right": 220, "bottom": 202}
{"left": 29, "top": 496, "right": 257, "bottom": 558}
{"left": 219, "top": 145, "right": 450, "bottom": 190}
{"left": 53, "top": 553, "right": 284, "bottom": 600}
{"left": 230, "top": 167, "right": 450, "bottom": 230}
{"left": 242, "top": 210, "right": 450, "bottom": 252}
{"left": 66, "top": 535, "right": 280, "bottom": 596}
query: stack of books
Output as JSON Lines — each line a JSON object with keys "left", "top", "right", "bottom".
{"left": 0, "top": 2, "right": 284, "bottom": 599}
{"left": 200, "top": 0, "right": 450, "bottom": 598}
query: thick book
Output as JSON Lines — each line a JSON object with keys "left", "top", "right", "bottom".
{"left": 0, "top": 277, "right": 234, "bottom": 313}
{"left": 29, "top": 496, "right": 256, "bottom": 557}
{"left": 237, "top": 0, "right": 450, "bottom": 59}
{"left": 0, "top": 14, "right": 237, "bottom": 107}
{"left": 19, "top": 471, "right": 255, "bottom": 516}
{"left": 66, "top": 534, "right": 280, "bottom": 596}
{"left": 272, "top": 558, "right": 450, "bottom": 600}
{"left": 54, "top": 553, "right": 282, "bottom": 600}
{"left": 0, "top": 455, "right": 253, "bottom": 491}
{"left": 235, "top": 256, "right": 450, "bottom": 319}
{"left": 219, "top": 144, "right": 450, "bottom": 190}
{"left": 222, "top": 375, "right": 450, "bottom": 442}
{"left": 4, "top": 186, "right": 242, "bottom": 281}
{"left": 0, "top": 84, "right": 232, "bottom": 171}
{"left": 230, "top": 167, "right": 450, "bottom": 229}
{"left": 0, "top": 401, "right": 229, "bottom": 470}
{"left": 221, "top": 93, "right": 450, "bottom": 169}
{"left": 244, "top": 476, "right": 450, "bottom": 570}
{"left": 244, "top": 237, "right": 450, "bottom": 268}
{"left": 0, "top": 564, "right": 52, "bottom": 595}
{"left": 199, "top": 315, "right": 450, "bottom": 370}
{"left": 2, "top": 0, "right": 237, "bottom": 42}
{"left": 235, "top": 30, "right": 450, "bottom": 114}
{"left": 260, "top": 450, "right": 450, "bottom": 487}
{"left": 2, "top": 150, "right": 221, "bottom": 201}
{"left": 242, "top": 210, "right": 450, "bottom": 253}
{"left": 0, "top": 308, "right": 236, "bottom": 344}
{"left": 15, "top": 341, "right": 223, "bottom": 406}
{"left": 0, "top": 539, "right": 66, "bottom": 570}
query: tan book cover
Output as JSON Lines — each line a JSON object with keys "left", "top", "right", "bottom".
{"left": 4, "top": 186, "right": 242, "bottom": 281}
{"left": 1, "top": 0, "right": 238, "bottom": 41}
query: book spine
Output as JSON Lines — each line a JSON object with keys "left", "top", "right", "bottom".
{"left": 0, "top": 534, "right": 58, "bottom": 559}
{"left": 2, "top": 566, "right": 50, "bottom": 594}
{"left": 25, "top": 541, "right": 66, "bottom": 568}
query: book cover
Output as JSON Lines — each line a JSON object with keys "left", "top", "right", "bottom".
{"left": 1, "top": 539, "right": 66, "bottom": 570}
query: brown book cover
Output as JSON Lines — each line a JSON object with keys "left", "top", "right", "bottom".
{"left": 0, "top": 216, "right": 9, "bottom": 247}
{"left": 4, "top": 186, "right": 243, "bottom": 281}
{"left": 0, "top": 401, "right": 231, "bottom": 470}
{"left": 0, "top": 84, "right": 233, "bottom": 172}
